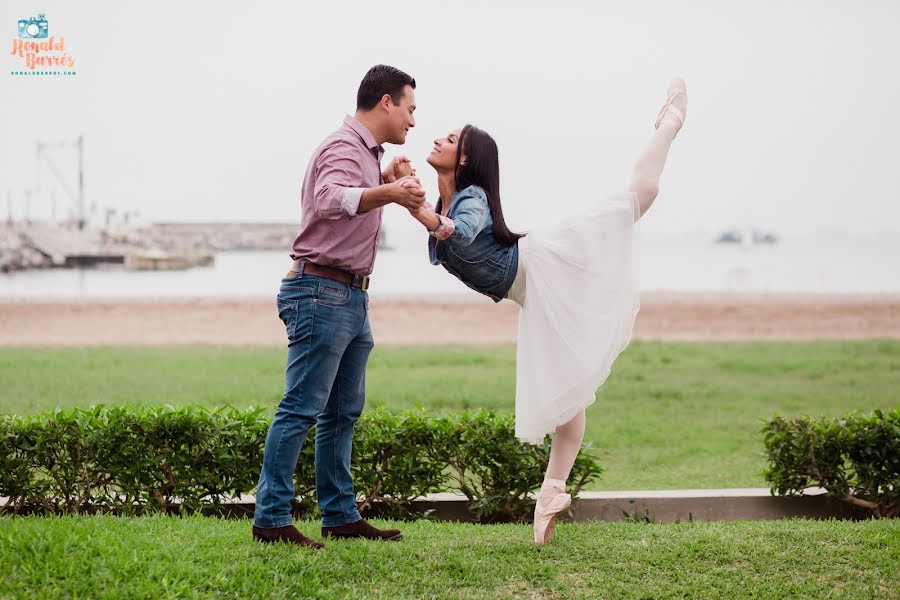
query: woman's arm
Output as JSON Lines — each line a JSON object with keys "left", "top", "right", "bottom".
{"left": 404, "top": 184, "right": 487, "bottom": 244}
{"left": 409, "top": 201, "right": 455, "bottom": 240}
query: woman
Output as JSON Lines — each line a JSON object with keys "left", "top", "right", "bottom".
{"left": 404, "top": 79, "right": 688, "bottom": 544}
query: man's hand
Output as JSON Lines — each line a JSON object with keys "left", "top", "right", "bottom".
{"left": 389, "top": 176, "right": 426, "bottom": 210}
{"left": 382, "top": 156, "right": 416, "bottom": 183}
{"left": 399, "top": 179, "right": 427, "bottom": 215}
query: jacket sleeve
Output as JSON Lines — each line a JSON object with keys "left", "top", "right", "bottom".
{"left": 422, "top": 200, "right": 456, "bottom": 240}
{"left": 443, "top": 187, "right": 488, "bottom": 246}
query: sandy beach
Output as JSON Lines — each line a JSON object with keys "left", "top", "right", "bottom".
{"left": 1, "top": 294, "right": 897, "bottom": 346}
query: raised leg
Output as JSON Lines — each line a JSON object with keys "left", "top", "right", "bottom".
{"left": 629, "top": 78, "right": 687, "bottom": 219}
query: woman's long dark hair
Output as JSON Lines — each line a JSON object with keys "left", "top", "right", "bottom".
{"left": 454, "top": 125, "right": 524, "bottom": 245}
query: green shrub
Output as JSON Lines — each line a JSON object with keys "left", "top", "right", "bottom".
{"left": 351, "top": 409, "right": 447, "bottom": 520}
{"left": 763, "top": 409, "right": 899, "bottom": 517}
{"left": 0, "top": 406, "right": 602, "bottom": 522}
{"left": 0, "top": 415, "right": 47, "bottom": 514}
{"left": 432, "top": 410, "right": 602, "bottom": 522}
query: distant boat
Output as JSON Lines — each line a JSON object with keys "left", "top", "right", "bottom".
{"left": 715, "top": 228, "right": 779, "bottom": 245}
{"left": 715, "top": 230, "right": 743, "bottom": 244}
{"left": 125, "top": 250, "right": 214, "bottom": 271}
{"left": 752, "top": 229, "right": 779, "bottom": 244}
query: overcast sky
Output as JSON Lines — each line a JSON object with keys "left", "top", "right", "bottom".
{"left": 2, "top": 0, "right": 898, "bottom": 236}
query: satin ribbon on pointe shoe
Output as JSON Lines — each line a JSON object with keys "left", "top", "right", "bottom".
{"left": 655, "top": 79, "right": 688, "bottom": 134}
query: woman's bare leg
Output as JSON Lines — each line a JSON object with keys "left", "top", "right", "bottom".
{"left": 541, "top": 409, "right": 586, "bottom": 491}
{"left": 629, "top": 124, "right": 678, "bottom": 219}
{"left": 533, "top": 409, "right": 585, "bottom": 544}
{"left": 629, "top": 78, "right": 687, "bottom": 220}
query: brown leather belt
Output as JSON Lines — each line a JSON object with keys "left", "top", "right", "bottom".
{"left": 288, "top": 260, "right": 370, "bottom": 291}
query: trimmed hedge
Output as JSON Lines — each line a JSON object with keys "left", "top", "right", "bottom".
{"left": 0, "top": 406, "right": 602, "bottom": 522}
{"left": 763, "top": 409, "right": 899, "bottom": 518}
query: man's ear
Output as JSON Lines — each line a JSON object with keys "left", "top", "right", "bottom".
{"left": 379, "top": 94, "right": 393, "bottom": 113}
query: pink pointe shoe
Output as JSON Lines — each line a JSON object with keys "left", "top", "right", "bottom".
{"left": 654, "top": 77, "right": 688, "bottom": 135}
{"left": 533, "top": 491, "right": 572, "bottom": 545}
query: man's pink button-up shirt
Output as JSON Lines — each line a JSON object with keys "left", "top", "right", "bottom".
{"left": 290, "top": 115, "right": 384, "bottom": 276}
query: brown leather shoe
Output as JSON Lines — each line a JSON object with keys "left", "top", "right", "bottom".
{"left": 252, "top": 524, "right": 324, "bottom": 549}
{"left": 321, "top": 518, "right": 403, "bottom": 541}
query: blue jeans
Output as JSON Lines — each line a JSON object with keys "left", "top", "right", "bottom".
{"left": 253, "top": 273, "right": 373, "bottom": 528}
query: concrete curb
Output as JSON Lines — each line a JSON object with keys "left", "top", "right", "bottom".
{"left": 379, "top": 488, "right": 870, "bottom": 523}
{"left": 4, "top": 488, "right": 870, "bottom": 522}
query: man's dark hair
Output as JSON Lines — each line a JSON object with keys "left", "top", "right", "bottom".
{"left": 356, "top": 65, "right": 416, "bottom": 111}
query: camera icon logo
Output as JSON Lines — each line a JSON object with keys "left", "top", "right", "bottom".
{"left": 18, "top": 14, "right": 49, "bottom": 39}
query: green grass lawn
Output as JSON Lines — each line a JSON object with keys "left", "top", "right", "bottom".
{"left": 1, "top": 341, "right": 897, "bottom": 490}
{"left": 0, "top": 515, "right": 897, "bottom": 599}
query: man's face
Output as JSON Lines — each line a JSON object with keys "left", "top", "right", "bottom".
{"left": 385, "top": 85, "right": 416, "bottom": 145}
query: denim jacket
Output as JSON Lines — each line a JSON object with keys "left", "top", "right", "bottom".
{"left": 427, "top": 185, "right": 519, "bottom": 302}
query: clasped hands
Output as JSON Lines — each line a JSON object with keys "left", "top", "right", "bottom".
{"left": 382, "top": 156, "right": 428, "bottom": 215}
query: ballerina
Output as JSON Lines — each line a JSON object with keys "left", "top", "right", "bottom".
{"left": 403, "top": 78, "right": 688, "bottom": 544}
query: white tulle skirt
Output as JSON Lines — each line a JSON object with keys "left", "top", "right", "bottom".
{"left": 507, "top": 191, "right": 641, "bottom": 445}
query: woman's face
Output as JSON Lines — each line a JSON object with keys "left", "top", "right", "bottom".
{"left": 426, "top": 128, "right": 464, "bottom": 172}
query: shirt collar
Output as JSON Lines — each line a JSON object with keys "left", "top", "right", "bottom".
{"left": 343, "top": 115, "right": 383, "bottom": 158}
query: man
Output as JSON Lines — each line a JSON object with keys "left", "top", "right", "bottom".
{"left": 252, "top": 65, "right": 425, "bottom": 549}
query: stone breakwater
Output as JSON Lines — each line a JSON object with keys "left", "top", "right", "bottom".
{"left": 0, "top": 222, "right": 307, "bottom": 273}
{"left": 0, "top": 225, "right": 51, "bottom": 273}
{"left": 140, "top": 223, "right": 299, "bottom": 252}
{"left": 0, "top": 222, "right": 389, "bottom": 273}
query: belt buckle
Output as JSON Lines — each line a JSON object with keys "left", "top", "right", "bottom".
{"left": 360, "top": 276, "right": 370, "bottom": 291}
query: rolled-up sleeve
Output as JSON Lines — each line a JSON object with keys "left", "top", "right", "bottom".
{"left": 313, "top": 141, "right": 366, "bottom": 220}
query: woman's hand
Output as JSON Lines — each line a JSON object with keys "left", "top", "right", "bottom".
{"left": 395, "top": 159, "right": 415, "bottom": 179}
{"left": 382, "top": 156, "right": 416, "bottom": 183}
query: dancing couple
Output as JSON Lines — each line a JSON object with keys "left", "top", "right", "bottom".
{"left": 252, "top": 64, "right": 687, "bottom": 549}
